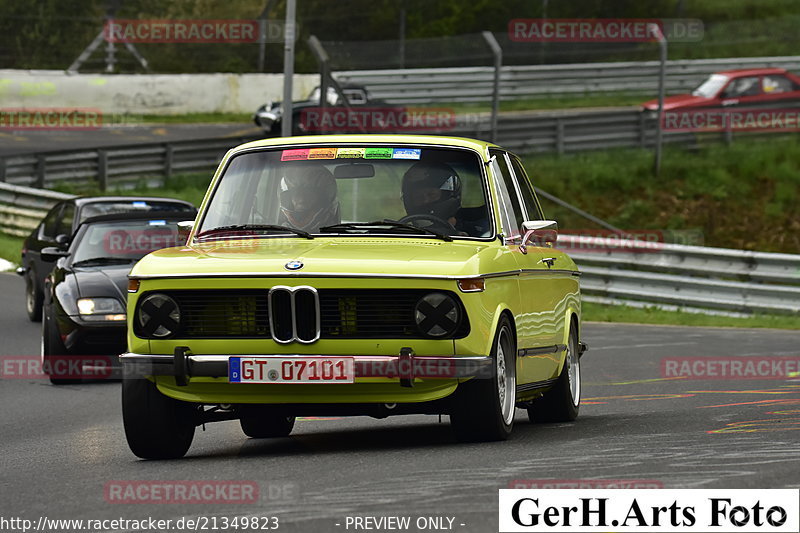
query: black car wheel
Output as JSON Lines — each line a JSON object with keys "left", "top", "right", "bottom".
{"left": 25, "top": 269, "right": 43, "bottom": 322}
{"left": 450, "top": 315, "right": 516, "bottom": 442}
{"left": 528, "top": 322, "right": 581, "bottom": 423}
{"left": 42, "top": 307, "right": 80, "bottom": 385}
{"left": 239, "top": 408, "right": 296, "bottom": 438}
{"left": 122, "top": 378, "right": 197, "bottom": 459}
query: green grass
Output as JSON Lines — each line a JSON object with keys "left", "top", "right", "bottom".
{"left": 109, "top": 112, "right": 253, "bottom": 126}
{"left": 0, "top": 233, "right": 23, "bottom": 269}
{"left": 526, "top": 136, "right": 800, "bottom": 253}
{"left": 583, "top": 302, "right": 799, "bottom": 330}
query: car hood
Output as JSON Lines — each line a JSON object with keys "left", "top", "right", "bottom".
{"left": 642, "top": 94, "right": 715, "bottom": 110}
{"left": 72, "top": 264, "right": 131, "bottom": 300}
{"left": 131, "top": 238, "right": 498, "bottom": 279}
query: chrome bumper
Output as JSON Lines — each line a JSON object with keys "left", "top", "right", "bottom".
{"left": 120, "top": 348, "right": 493, "bottom": 387}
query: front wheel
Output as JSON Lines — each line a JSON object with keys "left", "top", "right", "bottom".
{"left": 450, "top": 315, "right": 516, "bottom": 442}
{"left": 25, "top": 269, "right": 43, "bottom": 322}
{"left": 122, "top": 378, "right": 196, "bottom": 459}
{"left": 528, "top": 322, "right": 581, "bottom": 423}
{"left": 42, "top": 307, "right": 79, "bottom": 385}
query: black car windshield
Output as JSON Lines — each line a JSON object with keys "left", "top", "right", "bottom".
{"left": 197, "top": 146, "right": 492, "bottom": 240}
{"left": 71, "top": 219, "right": 184, "bottom": 264}
{"left": 79, "top": 201, "right": 191, "bottom": 222}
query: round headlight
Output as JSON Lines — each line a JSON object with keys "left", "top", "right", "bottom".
{"left": 414, "top": 292, "right": 460, "bottom": 338}
{"left": 137, "top": 293, "right": 180, "bottom": 338}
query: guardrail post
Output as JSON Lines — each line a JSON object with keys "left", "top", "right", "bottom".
{"left": 556, "top": 119, "right": 565, "bottom": 155}
{"left": 35, "top": 155, "right": 46, "bottom": 188}
{"left": 639, "top": 112, "right": 647, "bottom": 148}
{"left": 165, "top": 144, "right": 174, "bottom": 182}
{"left": 724, "top": 125, "right": 733, "bottom": 146}
{"left": 98, "top": 150, "right": 108, "bottom": 191}
{"left": 0, "top": 158, "right": 6, "bottom": 183}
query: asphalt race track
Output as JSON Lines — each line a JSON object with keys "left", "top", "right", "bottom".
{"left": 0, "top": 270, "right": 798, "bottom": 532}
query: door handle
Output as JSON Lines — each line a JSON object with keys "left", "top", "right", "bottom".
{"left": 721, "top": 99, "right": 739, "bottom": 106}
{"left": 539, "top": 257, "right": 557, "bottom": 268}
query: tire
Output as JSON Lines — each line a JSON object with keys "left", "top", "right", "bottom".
{"left": 450, "top": 315, "right": 516, "bottom": 442}
{"left": 239, "top": 409, "right": 296, "bottom": 438}
{"left": 42, "top": 307, "right": 80, "bottom": 385}
{"left": 25, "top": 269, "right": 43, "bottom": 322}
{"left": 528, "top": 321, "right": 581, "bottom": 423}
{"left": 122, "top": 378, "right": 196, "bottom": 459}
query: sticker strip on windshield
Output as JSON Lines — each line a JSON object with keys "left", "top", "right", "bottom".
{"left": 308, "top": 148, "right": 337, "bottom": 159}
{"left": 281, "top": 149, "right": 310, "bottom": 161}
{"left": 392, "top": 148, "right": 421, "bottom": 160}
{"left": 365, "top": 147, "right": 393, "bottom": 159}
{"left": 337, "top": 147, "right": 365, "bottom": 158}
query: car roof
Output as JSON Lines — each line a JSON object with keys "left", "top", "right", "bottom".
{"left": 71, "top": 196, "right": 195, "bottom": 208}
{"left": 76, "top": 210, "right": 197, "bottom": 228}
{"left": 231, "top": 134, "right": 501, "bottom": 158}
{"left": 715, "top": 68, "right": 788, "bottom": 77}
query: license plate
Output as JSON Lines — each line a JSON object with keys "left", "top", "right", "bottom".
{"left": 229, "top": 357, "right": 355, "bottom": 384}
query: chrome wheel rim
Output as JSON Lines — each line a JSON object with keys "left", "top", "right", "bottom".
{"left": 496, "top": 327, "right": 516, "bottom": 425}
{"left": 25, "top": 276, "right": 35, "bottom": 314}
{"left": 567, "top": 333, "right": 581, "bottom": 407}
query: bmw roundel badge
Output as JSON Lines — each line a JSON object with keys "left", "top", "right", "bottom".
{"left": 285, "top": 260, "right": 304, "bottom": 271}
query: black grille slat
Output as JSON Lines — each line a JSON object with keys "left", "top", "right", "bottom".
{"left": 143, "top": 289, "right": 469, "bottom": 340}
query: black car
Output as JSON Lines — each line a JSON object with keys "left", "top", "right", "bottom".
{"left": 253, "top": 83, "right": 398, "bottom": 135}
{"left": 41, "top": 211, "right": 195, "bottom": 384}
{"left": 19, "top": 196, "right": 195, "bottom": 321}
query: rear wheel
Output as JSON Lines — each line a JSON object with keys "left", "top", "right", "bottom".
{"left": 450, "top": 315, "right": 516, "bottom": 442}
{"left": 122, "top": 378, "right": 196, "bottom": 459}
{"left": 528, "top": 322, "right": 580, "bottom": 423}
{"left": 239, "top": 408, "right": 296, "bottom": 438}
{"left": 25, "top": 269, "right": 43, "bottom": 322}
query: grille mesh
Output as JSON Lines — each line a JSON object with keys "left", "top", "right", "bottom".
{"left": 137, "top": 289, "right": 468, "bottom": 339}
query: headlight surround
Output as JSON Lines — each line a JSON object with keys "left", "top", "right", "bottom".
{"left": 414, "top": 292, "right": 461, "bottom": 338}
{"left": 136, "top": 293, "right": 181, "bottom": 338}
{"left": 76, "top": 297, "right": 126, "bottom": 321}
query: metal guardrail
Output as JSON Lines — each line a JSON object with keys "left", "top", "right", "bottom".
{"left": 559, "top": 235, "right": 800, "bottom": 315}
{"left": 0, "top": 185, "right": 796, "bottom": 316}
{"left": 0, "top": 182, "right": 76, "bottom": 237}
{"left": 0, "top": 135, "right": 262, "bottom": 190}
{"left": 337, "top": 56, "right": 800, "bottom": 104}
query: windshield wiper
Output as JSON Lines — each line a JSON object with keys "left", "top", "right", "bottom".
{"left": 319, "top": 220, "right": 452, "bottom": 242}
{"left": 196, "top": 224, "right": 313, "bottom": 240}
{"left": 72, "top": 257, "right": 137, "bottom": 267}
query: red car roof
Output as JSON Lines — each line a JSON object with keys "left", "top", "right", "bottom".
{"left": 714, "top": 68, "right": 788, "bottom": 77}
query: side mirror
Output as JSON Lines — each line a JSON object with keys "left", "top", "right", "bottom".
{"left": 55, "top": 234, "right": 70, "bottom": 246}
{"left": 177, "top": 221, "right": 194, "bottom": 244}
{"left": 41, "top": 247, "right": 70, "bottom": 262}
{"left": 522, "top": 220, "right": 558, "bottom": 247}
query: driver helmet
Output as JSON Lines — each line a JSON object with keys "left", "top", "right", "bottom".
{"left": 279, "top": 165, "right": 340, "bottom": 232}
{"left": 401, "top": 162, "right": 462, "bottom": 220}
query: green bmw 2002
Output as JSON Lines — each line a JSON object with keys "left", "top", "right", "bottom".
{"left": 121, "top": 134, "right": 586, "bottom": 459}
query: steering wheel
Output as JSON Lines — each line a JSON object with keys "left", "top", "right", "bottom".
{"left": 398, "top": 214, "right": 457, "bottom": 234}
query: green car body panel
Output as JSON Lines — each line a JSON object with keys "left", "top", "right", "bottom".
{"left": 124, "top": 134, "right": 581, "bottom": 407}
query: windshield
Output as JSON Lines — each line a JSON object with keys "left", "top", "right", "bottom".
{"left": 197, "top": 146, "right": 491, "bottom": 240}
{"left": 71, "top": 219, "right": 184, "bottom": 264}
{"left": 78, "top": 201, "right": 192, "bottom": 222}
{"left": 692, "top": 74, "right": 729, "bottom": 98}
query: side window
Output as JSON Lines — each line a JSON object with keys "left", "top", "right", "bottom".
{"left": 508, "top": 155, "right": 545, "bottom": 221}
{"left": 38, "top": 205, "right": 63, "bottom": 241}
{"left": 723, "top": 76, "right": 761, "bottom": 98}
{"left": 55, "top": 204, "right": 75, "bottom": 236}
{"left": 489, "top": 149, "right": 525, "bottom": 241}
{"left": 762, "top": 75, "right": 793, "bottom": 94}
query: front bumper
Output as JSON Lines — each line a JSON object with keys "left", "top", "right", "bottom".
{"left": 120, "top": 348, "right": 493, "bottom": 387}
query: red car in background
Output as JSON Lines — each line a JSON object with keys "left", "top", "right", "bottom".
{"left": 642, "top": 68, "right": 800, "bottom": 111}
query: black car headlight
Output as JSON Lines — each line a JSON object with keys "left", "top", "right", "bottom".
{"left": 414, "top": 292, "right": 461, "bottom": 338}
{"left": 136, "top": 293, "right": 180, "bottom": 338}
